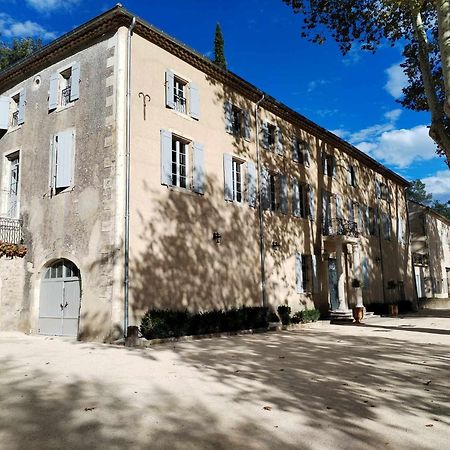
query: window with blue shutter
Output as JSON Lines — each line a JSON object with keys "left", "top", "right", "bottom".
{"left": 224, "top": 101, "right": 233, "bottom": 133}
{"left": 362, "top": 258, "right": 369, "bottom": 288}
{"left": 280, "top": 174, "right": 288, "bottom": 214}
{"left": 295, "top": 253, "right": 304, "bottom": 294}
{"left": 243, "top": 111, "right": 251, "bottom": 140}
{"left": 160, "top": 129, "right": 172, "bottom": 186}
{"left": 192, "top": 142, "right": 204, "bottom": 194}
{"left": 276, "top": 127, "right": 283, "bottom": 155}
{"left": 0, "top": 96, "right": 10, "bottom": 130}
{"left": 54, "top": 129, "right": 74, "bottom": 190}
{"left": 261, "top": 167, "right": 270, "bottom": 210}
{"left": 261, "top": 120, "right": 269, "bottom": 149}
{"left": 190, "top": 83, "right": 200, "bottom": 120}
{"left": 48, "top": 73, "right": 59, "bottom": 111}
{"left": 292, "top": 136, "right": 299, "bottom": 162}
{"left": 311, "top": 254, "right": 319, "bottom": 293}
{"left": 165, "top": 70, "right": 175, "bottom": 109}
{"left": 336, "top": 194, "right": 343, "bottom": 220}
{"left": 223, "top": 153, "right": 233, "bottom": 201}
{"left": 70, "top": 62, "right": 80, "bottom": 102}
{"left": 247, "top": 161, "right": 257, "bottom": 207}
{"left": 307, "top": 185, "right": 315, "bottom": 220}
{"left": 292, "top": 179, "right": 300, "bottom": 217}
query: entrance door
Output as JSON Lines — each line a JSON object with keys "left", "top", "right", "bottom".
{"left": 328, "top": 259, "right": 339, "bottom": 310}
{"left": 39, "top": 260, "right": 81, "bottom": 337}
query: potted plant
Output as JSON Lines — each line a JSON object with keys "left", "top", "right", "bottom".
{"left": 351, "top": 278, "right": 364, "bottom": 324}
{"left": 277, "top": 305, "right": 291, "bottom": 327}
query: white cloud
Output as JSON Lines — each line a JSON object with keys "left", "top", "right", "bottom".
{"left": 384, "top": 108, "right": 402, "bottom": 122}
{"left": 25, "top": 0, "right": 80, "bottom": 12}
{"left": 385, "top": 62, "right": 407, "bottom": 98}
{"left": 356, "top": 125, "right": 437, "bottom": 168}
{"left": 307, "top": 79, "right": 329, "bottom": 93}
{"left": 422, "top": 171, "right": 450, "bottom": 202}
{"left": 0, "top": 13, "right": 55, "bottom": 39}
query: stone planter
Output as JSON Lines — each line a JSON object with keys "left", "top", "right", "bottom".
{"left": 352, "top": 306, "right": 364, "bottom": 324}
{"left": 268, "top": 321, "right": 282, "bottom": 331}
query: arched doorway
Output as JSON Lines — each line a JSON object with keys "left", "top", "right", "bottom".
{"left": 38, "top": 259, "right": 81, "bottom": 337}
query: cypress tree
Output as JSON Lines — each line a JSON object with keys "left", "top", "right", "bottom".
{"left": 213, "top": 23, "right": 227, "bottom": 70}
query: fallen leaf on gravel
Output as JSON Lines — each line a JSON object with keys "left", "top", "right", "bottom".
{"left": 423, "top": 380, "right": 432, "bottom": 385}
{"left": 84, "top": 407, "right": 96, "bottom": 411}
{"left": 263, "top": 406, "right": 272, "bottom": 411}
{"left": 279, "top": 356, "right": 285, "bottom": 359}
{"left": 425, "top": 424, "right": 433, "bottom": 427}
{"left": 326, "top": 406, "right": 332, "bottom": 410}
{"left": 279, "top": 368, "right": 284, "bottom": 371}
{"left": 234, "top": 370, "right": 240, "bottom": 373}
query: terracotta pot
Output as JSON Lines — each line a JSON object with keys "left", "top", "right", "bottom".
{"left": 352, "top": 306, "right": 364, "bottom": 324}
{"left": 388, "top": 304, "right": 398, "bottom": 317}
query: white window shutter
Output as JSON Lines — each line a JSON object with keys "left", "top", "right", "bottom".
{"left": 295, "top": 253, "right": 304, "bottom": 294}
{"left": 0, "top": 96, "right": 10, "bottom": 130}
{"left": 160, "top": 129, "right": 172, "bottom": 186}
{"left": 190, "top": 83, "right": 199, "bottom": 120}
{"left": 165, "top": 70, "right": 175, "bottom": 109}
{"left": 307, "top": 185, "right": 315, "bottom": 220}
{"left": 276, "top": 127, "right": 283, "bottom": 155}
{"left": 55, "top": 129, "right": 74, "bottom": 188}
{"left": 224, "top": 101, "right": 232, "bottom": 133}
{"left": 280, "top": 174, "right": 288, "bottom": 214}
{"left": 261, "top": 120, "right": 269, "bottom": 149}
{"left": 247, "top": 161, "right": 257, "bottom": 207}
{"left": 292, "top": 179, "right": 300, "bottom": 217}
{"left": 70, "top": 62, "right": 80, "bottom": 101}
{"left": 192, "top": 142, "right": 204, "bottom": 194}
{"left": 304, "top": 144, "right": 310, "bottom": 167}
{"left": 362, "top": 258, "right": 369, "bottom": 288}
{"left": 311, "top": 254, "right": 319, "bottom": 293}
{"left": 292, "top": 136, "right": 299, "bottom": 162}
{"left": 347, "top": 166, "right": 352, "bottom": 185}
{"left": 223, "top": 153, "right": 233, "bottom": 201}
{"left": 261, "top": 168, "right": 270, "bottom": 210}
{"left": 49, "top": 73, "right": 59, "bottom": 110}
{"left": 332, "top": 155, "right": 337, "bottom": 177}
{"left": 335, "top": 194, "right": 343, "bottom": 219}
{"left": 18, "top": 89, "right": 26, "bottom": 125}
{"left": 322, "top": 152, "right": 328, "bottom": 175}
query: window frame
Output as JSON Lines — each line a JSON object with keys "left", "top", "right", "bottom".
{"left": 171, "top": 134, "right": 190, "bottom": 190}
{"left": 1, "top": 150, "right": 21, "bottom": 218}
{"left": 231, "top": 157, "right": 244, "bottom": 203}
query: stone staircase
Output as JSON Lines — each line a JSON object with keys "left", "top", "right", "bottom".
{"left": 330, "top": 308, "right": 378, "bottom": 324}
{"left": 419, "top": 297, "right": 450, "bottom": 310}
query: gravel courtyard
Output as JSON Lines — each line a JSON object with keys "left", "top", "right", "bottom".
{"left": 1, "top": 312, "right": 450, "bottom": 450}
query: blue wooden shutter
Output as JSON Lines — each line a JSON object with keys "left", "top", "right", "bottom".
{"left": 165, "top": 70, "right": 175, "bottom": 109}
{"left": 362, "top": 258, "right": 369, "bottom": 288}
{"left": 193, "top": 142, "right": 204, "bottom": 194}
{"left": 375, "top": 179, "right": 381, "bottom": 199}
{"left": 0, "top": 96, "right": 9, "bottom": 130}
{"left": 243, "top": 111, "right": 251, "bottom": 140}
{"left": 55, "top": 129, "right": 74, "bottom": 188}
{"left": 307, "top": 185, "right": 315, "bottom": 220}
{"left": 70, "top": 62, "right": 80, "bottom": 101}
{"left": 49, "top": 72, "right": 59, "bottom": 110}
{"left": 247, "top": 161, "right": 257, "bottom": 207}
{"left": 348, "top": 199, "right": 354, "bottom": 222}
{"left": 311, "top": 254, "right": 319, "bottom": 293}
{"left": 18, "top": 89, "right": 26, "bottom": 125}
{"left": 295, "top": 253, "right": 304, "bottom": 294}
{"left": 223, "top": 153, "right": 233, "bottom": 201}
{"left": 364, "top": 205, "right": 370, "bottom": 234}
{"left": 160, "top": 129, "right": 172, "bottom": 186}
{"left": 292, "top": 179, "right": 300, "bottom": 217}
{"left": 276, "top": 127, "right": 283, "bottom": 155}
{"left": 261, "top": 168, "right": 270, "bottom": 210}
{"left": 332, "top": 155, "right": 337, "bottom": 177}
{"left": 224, "top": 100, "right": 232, "bottom": 133}
{"left": 322, "top": 152, "right": 327, "bottom": 175}
{"left": 261, "top": 120, "right": 269, "bottom": 149}
{"left": 190, "top": 83, "right": 199, "bottom": 120}
{"left": 280, "top": 174, "right": 288, "bottom": 214}
{"left": 292, "top": 136, "right": 299, "bottom": 162}
{"left": 304, "top": 143, "right": 310, "bottom": 167}
{"left": 347, "top": 166, "right": 352, "bottom": 185}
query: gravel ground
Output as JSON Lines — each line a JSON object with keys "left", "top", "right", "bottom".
{"left": 1, "top": 311, "right": 450, "bottom": 450}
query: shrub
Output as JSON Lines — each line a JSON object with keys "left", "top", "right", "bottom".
{"left": 140, "top": 306, "right": 269, "bottom": 340}
{"left": 277, "top": 305, "right": 291, "bottom": 325}
{"left": 267, "top": 311, "right": 280, "bottom": 323}
{"left": 300, "top": 308, "right": 320, "bottom": 323}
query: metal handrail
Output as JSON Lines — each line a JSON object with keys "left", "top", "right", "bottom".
{"left": 0, "top": 217, "right": 23, "bottom": 244}
{"left": 323, "top": 217, "right": 359, "bottom": 238}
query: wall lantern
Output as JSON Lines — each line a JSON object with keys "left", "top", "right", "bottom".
{"left": 272, "top": 240, "right": 281, "bottom": 251}
{"left": 212, "top": 231, "right": 222, "bottom": 245}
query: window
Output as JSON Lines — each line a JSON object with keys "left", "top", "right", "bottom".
{"left": 347, "top": 164, "right": 357, "bottom": 187}
{"left": 224, "top": 102, "right": 250, "bottom": 139}
{"left": 50, "top": 129, "right": 75, "bottom": 195}
{"left": 267, "top": 124, "right": 276, "bottom": 148}
{"left": 375, "top": 179, "right": 391, "bottom": 202}
{"left": 49, "top": 62, "right": 80, "bottom": 111}
{"left": 231, "top": 159, "right": 243, "bottom": 203}
{"left": 44, "top": 259, "right": 80, "bottom": 279}
{"left": 292, "top": 137, "right": 310, "bottom": 166}
{"left": 262, "top": 121, "right": 282, "bottom": 153}
{"left": 382, "top": 214, "right": 392, "bottom": 240}
{"left": 0, "top": 89, "right": 26, "bottom": 131}
{"left": 1, "top": 152, "right": 20, "bottom": 218}
{"left": 368, "top": 207, "right": 377, "bottom": 235}
{"left": 261, "top": 169, "right": 288, "bottom": 214}
{"left": 322, "top": 152, "right": 336, "bottom": 177}
{"left": 223, "top": 154, "right": 256, "bottom": 206}
{"left": 165, "top": 70, "right": 199, "bottom": 120}
{"left": 292, "top": 180, "right": 307, "bottom": 218}
{"left": 161, "top": 130, "right": 204, "bottom": 194}
{"left": 295, "top": 253, "right": 311, "bottom": 293}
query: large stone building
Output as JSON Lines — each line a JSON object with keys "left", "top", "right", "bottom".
{"left": 0, "top": 6, "right": 415, "bottom": 341}
{"left": 409, "top": 201, "right": 450, "bottom": 301}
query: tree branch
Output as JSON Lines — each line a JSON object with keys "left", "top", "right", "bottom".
{"left": 435, "top": 0, "right": 450, "bottom": 119}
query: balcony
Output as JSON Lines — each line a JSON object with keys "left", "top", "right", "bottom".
{"left": 0, "top": 217, "right": 23, "bottom": 245}
{"left": 323, "top": 218, "right": 359, "bottom": 242}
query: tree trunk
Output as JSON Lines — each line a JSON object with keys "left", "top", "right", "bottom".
{"left": 435, "top": 0, "right": 450, "bottom": 119}
{"left": 412, "top": 7, "right": 450, "bottom": 165}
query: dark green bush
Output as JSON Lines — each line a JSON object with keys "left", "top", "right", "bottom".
{"left": 140, "top": 306, "right": 269, "bottom": 340}
{"left": 277, "top": 305, "right": 291, "bottom": 325}
{"left": 300, "top": 308, "right": 320, "bottom": 323}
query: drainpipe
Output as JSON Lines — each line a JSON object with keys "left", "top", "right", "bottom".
{"left": 124, "top": 16, "right": 136, "bottom": 337}
{"left": 255, "top": 94, "right": 267, "bottom": 307}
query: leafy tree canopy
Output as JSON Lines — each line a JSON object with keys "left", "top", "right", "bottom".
{"left": 406, "top": 179, "right": 433, "bottom": 205}
{"left": 213, "top": 23, "right": 227, "bottom": 70}
{"left": 0, "top": 37, "right": 43, "bottom": 71}
{"left": 283, "top": 0, "right": 450, "bottom": 166}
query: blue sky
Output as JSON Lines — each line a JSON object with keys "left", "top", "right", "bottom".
{"left": 1, "top": 0, "right": 449, "bottom": 201}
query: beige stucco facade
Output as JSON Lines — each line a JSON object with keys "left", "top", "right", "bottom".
{"left": 409, "top": 202, "right": 450, "bottom": 299}
{"left": 0, "top": 6, "right": 416, "bottom": 341}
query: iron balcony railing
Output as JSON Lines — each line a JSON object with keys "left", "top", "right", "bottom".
{"left": 412, "top": 252, "right": 429, "bottom": 266}
{"left": 174, "top": 94, "right": 186, "bottom": 114}
{"left": 11, "top": 110, "right": 19, "bottom": 127}
{"left": 323, "top": 218, "right": 359, "bottom": 238}
{"left": 61, "top": 85, "right": 71, "bottom": 107}
{"left": 0, "top": 217, "right": 23, "bottom": 245}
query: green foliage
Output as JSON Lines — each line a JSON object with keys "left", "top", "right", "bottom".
{"left": 407, "top": 179, "right": 433, "bottom": 205}
{"left": 277, "top": 305, "right": 291, "bottom": 325}
{"left": 213, "top": 23, "right": 227, "bottom": 70}
{"left": 0, "top": 37, "right": 43, "bottom": 71}
{"left": 432, "top": 200, "right": 450, "bottom": 220}
{"left": 299, "top": 308, "right": 320, "bottom": 323}
{"left": 268, "top": 311, "right": 280, "bottom": 322}
{"left": 140, "top": 306, "right": 269, "bottom": 340}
